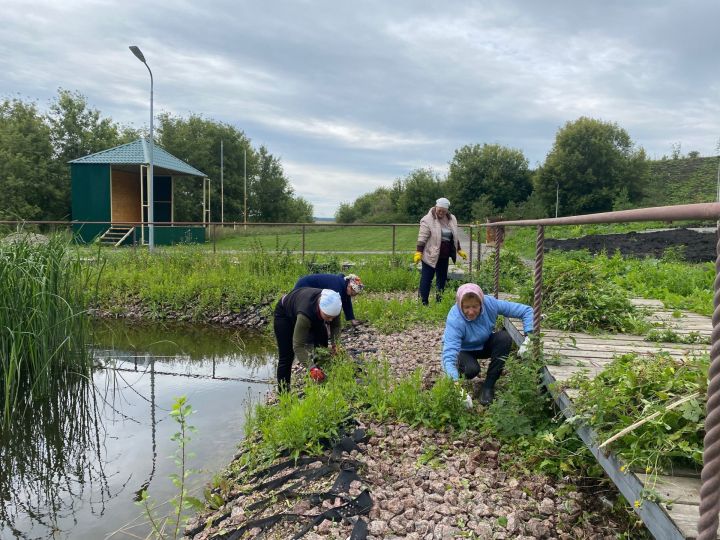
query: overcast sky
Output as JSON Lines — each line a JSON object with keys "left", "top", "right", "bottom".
{"left": 2, "top": 1, "right": 719, "bottom": 217}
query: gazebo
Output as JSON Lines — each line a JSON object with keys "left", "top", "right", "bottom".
{"left": 69, "top": 138, "right": 210, "bottom": 246}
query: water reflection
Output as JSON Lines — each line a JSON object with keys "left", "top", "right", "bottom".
{"left": 0, "top": 370, "right": 110, "bottom": 539}
{"left": 1, "top": 321, "right": 275, "bottom": 539}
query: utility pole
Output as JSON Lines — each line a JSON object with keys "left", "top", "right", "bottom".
{"left": 220, "top": 140, "right": 224, "bottom": 224}
{"left": 555, "top": 183, "right": 559, "bottom": 218}
{"left": 244, "top": 149, "right": 247, "bottom": 230}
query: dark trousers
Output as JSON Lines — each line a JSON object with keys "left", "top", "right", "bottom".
{"left": 273, "top": 301, "right": 328, "bottom": 392}
{"left": 419, "top": 258, "right": 450, "bottom": 305}
{"left": 274, "top": 302, "right": 296, "bottom": 393}
{"left": 456, "top": 330, "right": 513, "bottom": 389}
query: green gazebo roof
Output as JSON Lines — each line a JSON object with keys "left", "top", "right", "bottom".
{"left": 69, "top": 138, "right": 206, "bottom": 177}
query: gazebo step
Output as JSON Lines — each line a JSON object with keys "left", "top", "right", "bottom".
{"left": 99, "top": 226, "right": 135, "bottom": 247}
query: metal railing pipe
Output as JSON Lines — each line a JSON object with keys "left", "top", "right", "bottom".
{"left": 478, "top": 202, "right": 720, "bottom": 228}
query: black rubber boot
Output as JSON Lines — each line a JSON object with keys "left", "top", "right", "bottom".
{"left": 479, "top": 384, "right": 495, "bottom": 406}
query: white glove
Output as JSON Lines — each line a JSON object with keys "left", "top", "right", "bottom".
{"left": 459, "top": 387, "right": 473, "bottom": 409}
{"left": 518, "top": 335, "right": 531, "bottom": 357}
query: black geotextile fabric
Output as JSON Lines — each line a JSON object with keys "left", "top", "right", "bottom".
{"left": 191, "top": 428, "right": 373, "bottom": 540}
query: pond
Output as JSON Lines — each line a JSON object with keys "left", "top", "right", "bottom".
{"left": 0, "top": 320, "right": 276, "bottom": 540}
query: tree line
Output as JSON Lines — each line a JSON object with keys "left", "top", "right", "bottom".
{"left": 336, "top": 117, "right": 657, "bottom": 224}
{"left": 0, "top": 90, "right": 313, "bottom": 223}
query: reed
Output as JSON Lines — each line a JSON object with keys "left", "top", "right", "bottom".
{"left": 0, "top": 234, "right": 95, "bottom": 424}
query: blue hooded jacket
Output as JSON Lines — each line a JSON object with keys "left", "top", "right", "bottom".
{"left": 442, "top": 284, "right": 533, "bottom": 380}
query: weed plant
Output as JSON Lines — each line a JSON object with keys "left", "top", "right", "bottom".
{"left": 645, "top": 329, "right": 709, "bottom": 345}
{"left": 480, "top": 352, "right": 596, "bottom": 477}
{"left": 476, "top": 250, "right": 531, "bottom": 294}
{"left": 608, "top": 255, "right": 713, "bottom": 316}
{"left": 236, "top": 350, "right": 608, "bottom": 490}
{"left": 138, "top": 396, "right": 204, "bottom": 540}
{"left": 568, "top": 352, "right": 708, "bottom": 473}
{"left": 356, "top": 293, "right": 454, "bottom": 333}
{"left": 238, "top": 356, "right": 478, "bottom": 471}
{"left": 520, "top": 252, "right": 647, "bottom": 333}
{"left": 0, "top": 235, "right": 95, "bottom": 424}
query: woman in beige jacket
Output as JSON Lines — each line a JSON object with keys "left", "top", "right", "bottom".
{"left": 414, "top": 197, "right": 467, "bottom": 305}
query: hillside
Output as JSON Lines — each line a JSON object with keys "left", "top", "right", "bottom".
{"left": 643, "top": 156, "right": 720, "bottom": 206}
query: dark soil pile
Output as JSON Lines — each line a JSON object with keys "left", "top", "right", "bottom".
{"left": 545, "top": 228, "right": 717, "bottom": 263}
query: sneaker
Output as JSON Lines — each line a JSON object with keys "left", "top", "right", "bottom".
{"left": 479, "top": 385, "right": 495, "bottom": 406}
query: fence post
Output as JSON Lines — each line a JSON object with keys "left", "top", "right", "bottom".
{"left": 302, "top": 224, "right": 306, "bottom": 263}
{"left": 467, "top": 225, "right": 473, "bottom": 275}
{"left": 493, "top": 225, "right": 504, "bottom": 298}
{"left": 532, "top": 225, "right": 544, "bottom": 336}
{"left": 392, "top": 225, "right": 396, "bottom": 257}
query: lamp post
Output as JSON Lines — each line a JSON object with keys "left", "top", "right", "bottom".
{"left": 129, "top": 45, "right": 155, "bottom": 251}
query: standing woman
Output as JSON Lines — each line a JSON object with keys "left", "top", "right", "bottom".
{"left": 414, "top": 197, "right": 467, "bottom": 305}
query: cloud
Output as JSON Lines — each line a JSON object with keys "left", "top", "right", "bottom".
{"left": 2, "top": 0, "right": 720, "bottom": 216}
{"left": 282, "top": 160, "right": 392, "bottom": 217}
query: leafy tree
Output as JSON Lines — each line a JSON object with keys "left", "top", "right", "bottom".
{"left": 446, "top": 143, "right": 532, "bottom": 222}
{"left": 333, "top": 186, "right": 400, "bottom": 223}
{"left": 352, "top": 188, "right": 398, "bottom": 223}
{"left": 47, "top": 89, "right": 131, "bottom": 163}
{"left": 158, "top": 113, "right": 255, "bottom": 222}
{"left": 252, "top": 146, "right": 312, "bottom": 222}
{"left": 0, "top": 99, "right": 55, "bottom": 220}
{"left": 502, "top": 191, "right": 547, "bottom": 220}
{"left": 46, "top": 89, "right": 135, "bottom": 218}
{"left": 394, "top": 168, "right": 445, "bottom": 222}
{"left": 470, "top": 195, "right": 498, "bottom": 223}
{"left": 159, "top": 115, "right": 311, "bottom": 223}
{"left": 335, "top": 203, "right": 357, "bottom": 223}
{"left": 535, "top": 117, "right": 648, "bottom": 216}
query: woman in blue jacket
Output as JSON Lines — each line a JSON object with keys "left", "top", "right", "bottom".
{"left": 442, "top": 283, "right": 533, "bottom": 405}
{"left": 294, "top": 273, "right": 364, "bottom": 326}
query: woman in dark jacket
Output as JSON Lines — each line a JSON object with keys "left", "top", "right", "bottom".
{"left": 293, "top": 273, "right": 364, "bottom": 326}
{"left": 273, "top": 287, "right": 342, "bottom": 392}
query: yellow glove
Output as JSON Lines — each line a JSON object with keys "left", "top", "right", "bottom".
{"left": 458, "top": 249, "right": 468, "bottom": 260}
{"left": 413, "top": 251, "right": 422, "bottom": 264}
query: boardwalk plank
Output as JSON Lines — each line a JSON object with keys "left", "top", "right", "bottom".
{"left": 534, "top": 299, "right": 715, "bottom": 540}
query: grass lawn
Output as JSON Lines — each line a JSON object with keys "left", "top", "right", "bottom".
{"left": 213, "top": 224, "right": 420, "bottom": 252}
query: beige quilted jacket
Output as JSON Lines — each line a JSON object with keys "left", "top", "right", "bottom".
{"left": 416, "top": 208, "right": 461, "bottom": 268}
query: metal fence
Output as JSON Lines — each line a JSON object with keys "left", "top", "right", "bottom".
{"left": 0, "top": 220, "right": 484, "bottom": 274}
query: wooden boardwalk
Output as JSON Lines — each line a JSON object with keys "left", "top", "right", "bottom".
{"left": 507, "top": 298, "right": 718, "bottom": 540}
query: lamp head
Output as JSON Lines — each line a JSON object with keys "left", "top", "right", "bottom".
{"left": 129, "top": 45, "right": 146, "bottom": 63}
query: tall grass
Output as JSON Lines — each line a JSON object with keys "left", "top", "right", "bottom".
{"left": 93, "top": 247, "right": 423, "bottom": 319}
{"left": 0, "top": 235, "right": 95, "bottom": 423}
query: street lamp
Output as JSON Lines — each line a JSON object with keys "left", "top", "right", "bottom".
{"left": 129, "top": 45, "right": 155, "bottom": 251}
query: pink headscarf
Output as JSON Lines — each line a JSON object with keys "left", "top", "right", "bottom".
{"left": 455, "top": 283, "right": 484, "bottom": 311}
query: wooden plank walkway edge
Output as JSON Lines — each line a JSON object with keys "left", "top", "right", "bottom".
{"left": 541, "top": 367, "right": 686, "bottom": 540}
